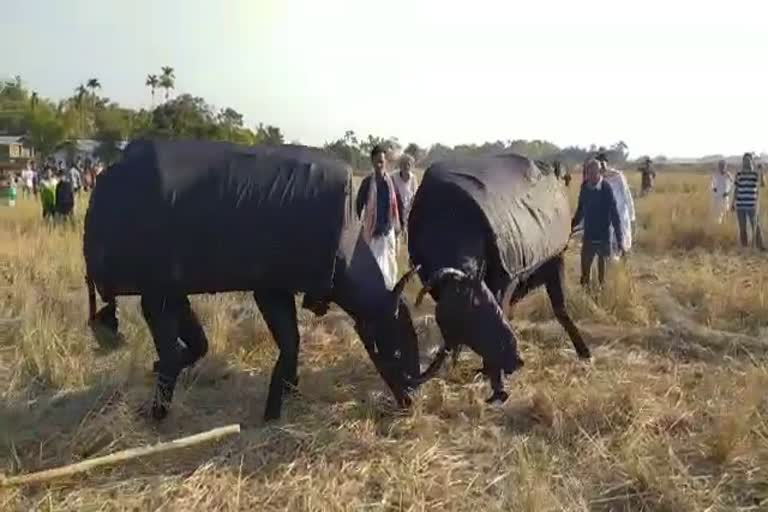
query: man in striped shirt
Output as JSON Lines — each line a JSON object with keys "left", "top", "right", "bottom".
{"left": 732, "top": 152, "right": 765, "bottom": 250}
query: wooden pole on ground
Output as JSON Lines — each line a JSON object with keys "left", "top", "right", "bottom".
{"left": 0, "top": 424, "right": 241, "bottom": 487}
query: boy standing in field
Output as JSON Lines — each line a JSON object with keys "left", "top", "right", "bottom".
{"left": 732, "top": 152, "right": 765, "bottom": 250}
{"left": 571, "top": 158, "right": 624, "bottom": 288}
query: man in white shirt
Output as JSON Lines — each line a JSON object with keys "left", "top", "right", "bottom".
{"left": 711, "top": 159, "right": 734, "bottom": 224}
{"left": 598, "top": 156, "right": 635, "bottom": 260}
{"left": 20, "top": 162, "right": 35, "bottom": 199}
{"left": 68, "top": 164, "right": 82, "bottom": 194}
{"left": 391, "top": 154, "right": 419, "bottom": 243}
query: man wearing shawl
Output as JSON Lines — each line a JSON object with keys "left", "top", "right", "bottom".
{"left": 356, "top": 144, "right": 405, "bottom": 289}
{"left": 601, "top": 162, "right": 636, "bottom": 259}
{"left": 391, "top": 153, "right": 419, "bottom": 244}
{"left": 711, "top": 159, "right": 734, "bottom": 224}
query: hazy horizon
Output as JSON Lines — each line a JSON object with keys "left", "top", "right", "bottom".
{"left": 2, "top": 0, "right": 767, "bottom": 159}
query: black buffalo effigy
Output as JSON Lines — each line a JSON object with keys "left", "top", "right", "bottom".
{"left": 408, "top": 152, "right": 590, "bottom": 403}
{"left": 84, "top": 139, "right": 420, "bottom": 421}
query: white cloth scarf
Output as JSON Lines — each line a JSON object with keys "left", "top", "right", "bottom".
{"left": 391, "top": 171, "right": 418, "bottom": 219}
{"left": 603, "top": 169, "right": 635, "bottom": 254}
{"left": 711, "top": 171, "right": 734, "bottom": 224}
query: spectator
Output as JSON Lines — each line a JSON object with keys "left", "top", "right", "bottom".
{"left": 55, "top": 169, "right": 75, "bottom": 221}
{"left": 732, "top": 152, "right": 764, "bottom": 250}
{"left": 68, "top": 162, "right": 82, "bottom": 195}
{"left": 20, "top": 162, "right": 35, "bottom": 199}
{"left": 639, "top": 157, "right": 656, "bottom": 196}
{"left": 391, "top": 153, "right": 419, "bottom": 241}
{"left": 571, "top": 158, "right": 623, "bottom": 289}
{"left": 602, "top": 165, "right": 636, "bottom": 260}
{"left": 356, "top": 144, "right": 405, "bottom": 289}
{"left": 39, "top": 167, "right": 58, "bottom": 219}
{"left": 562, "top": 165, "right": 572, "bottom": 187}
{"left": 710, "top": 159, "right": 734, "bottom": 224}
{"left": 0, "top": 174, "right": 16, "bottom": 207}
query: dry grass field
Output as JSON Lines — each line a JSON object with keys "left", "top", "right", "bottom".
{"left": 1, "top": 168, "right": 768, "bottom": 511}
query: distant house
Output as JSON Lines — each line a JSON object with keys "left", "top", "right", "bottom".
{"left": 0, "top": 136, "right": 35, "bottom": 170}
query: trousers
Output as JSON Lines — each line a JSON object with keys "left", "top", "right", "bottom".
{"left": 581, "top": 239, "right": 610, "bottom": 287}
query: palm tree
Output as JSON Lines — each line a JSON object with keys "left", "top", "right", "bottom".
{"left": 30, "top": 92, "right": 39, "bottom": 112}
{"left": 74, "top": 84, "right": 88, "bottom": 136}
{"left": 86, "top": 78, "right": 102, "bottom": 118}
{"left": 145, "top": 74, "right": 159, "bottom": 107}
{"left": 86, "top": 78, "right": 101, "bottom": 95}
{"left": 160, "top": 66, "right": 175, "bottom": 101}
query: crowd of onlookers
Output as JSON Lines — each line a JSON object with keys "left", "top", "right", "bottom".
{"left": 709, "top": 153, "right": 765, "bottom": 248}
{"left": 570, "top": 151, "right": 765, "bottom": 290}
{"left": 1, "top": 147, "right": 763, "bottom": 294}
{"left": 347, "top": 145, "right": 766, "bottom": 292}
{"left": 1, "top": 158, "right": 104, "bottom": 221}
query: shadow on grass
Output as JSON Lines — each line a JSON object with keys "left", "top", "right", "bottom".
{"left": 0, "top": 350, "right": 404, "bottom": 484}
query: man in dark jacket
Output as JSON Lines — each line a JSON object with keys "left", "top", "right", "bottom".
{"left": 571, "top": 158, "right": 624, "bottom": 288}
{"left": 55, "top": 169, "right": 75, "bottom": 221}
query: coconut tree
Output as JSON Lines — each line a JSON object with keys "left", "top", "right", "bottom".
{"left": 160, "top": 66, "right": 175, "bottom": 101}
{"left": 74, "top": 84, "right": 88, "bottom": 136}
{"left": 87, "top": 78, "right": 101, "bottom": 104}
{"left": 145, "top": 74, "right": 159, "bottom": 107}
{"left": 86, "top": 78, "right": 101, "bottom": 96}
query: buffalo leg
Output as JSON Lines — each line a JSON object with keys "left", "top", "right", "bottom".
{"left": 140, "top": 294, "right": 184, "bottom": 420}
{"left": 253, "top": 290, "right": 300, "bottom": 422}
{"left": 545, "top": 256, "right": 591, "bottom": 360}
{"left": 485, "top": 366, "right": 510, "bottom": 404}
{"left": 176, "top": 296, "right": 209, "bottom": 368}
{"left": 94, "top": 300, "right": 119, "bottom": 333}
{"left": 90, "top": 298, "right": 125, "bottom": 350}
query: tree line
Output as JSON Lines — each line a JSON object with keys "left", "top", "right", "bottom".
{"left": 0, "top": 71, "right": 285, "bottom": 165}
{"left": 322, "top": 133, "right": 633, "bottom": 171}
{"left": 1, "top": 73, "right": 638, "bottom": 169}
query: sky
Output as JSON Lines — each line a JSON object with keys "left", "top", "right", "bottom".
{"left": 2, "top": 0, "right": 767, "bottom": 158}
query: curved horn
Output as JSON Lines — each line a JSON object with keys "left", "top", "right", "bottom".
{"left": 475, "top": 260, "right": 487, "bottom": 282}
{"left": 409, "top": 345, "right": 449, "bottom": 386}
{"left": 391, "top": 265, "right": 421, "bottom": 317}
{"left": 414, "top": 267, "right": 470, "bottom": 308}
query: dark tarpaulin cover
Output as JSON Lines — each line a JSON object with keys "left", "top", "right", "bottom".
{"left": 408, "top": 153, "right": 571, "bottom": 282}
{"left": 84, "top": 139, "right": 354, "bottom": 297}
